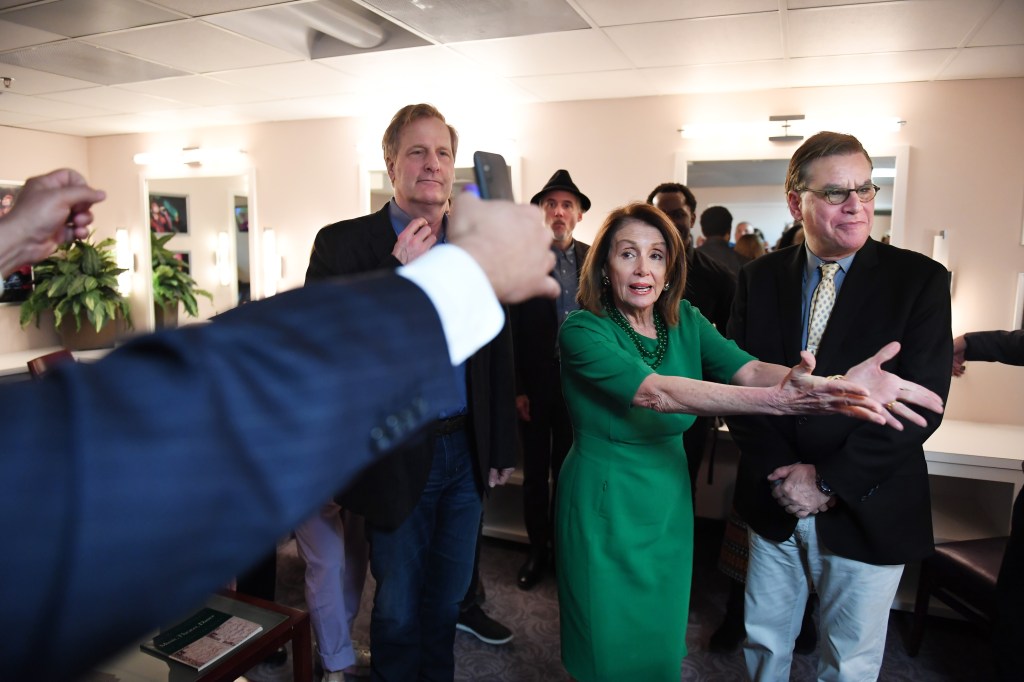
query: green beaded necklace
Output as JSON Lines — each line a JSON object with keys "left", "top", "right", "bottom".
{"left": 603, "top": 293, "right": 668, "bottom": 369}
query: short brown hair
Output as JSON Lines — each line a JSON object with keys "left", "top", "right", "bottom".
{"left": 785, "top": 131, "right": 872, "bottom": 193}
{"left": 578, "top": 203, "right": 686, "bottom": 327}
{"left": 381, "top": 103, "right": 459, "bottom": 167}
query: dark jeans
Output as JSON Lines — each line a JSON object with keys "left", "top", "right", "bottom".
{"left": 368, "top": 429, "right": 482, "bottom": 682}
{"left": 520, "top": 369, "right": 573, "bottom": 551}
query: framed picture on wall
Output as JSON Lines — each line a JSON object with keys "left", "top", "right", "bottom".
{"left": 172, "top": 251, "right": 191, "bottom": 274}
{"left": 234, "top": 195, "right": 248, "bottom": 233}
{"left": 149, "top": 193, "right": 189, "bottom": 234}
{"left": 0, "top": 180, "right": 31, "bottom": 304}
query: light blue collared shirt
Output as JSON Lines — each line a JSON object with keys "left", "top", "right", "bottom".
{"left": 800, "top": 243, "right": 856, "bottom": 351}
{"left": 388, "top": 199, "right": 466, "bottom": 418}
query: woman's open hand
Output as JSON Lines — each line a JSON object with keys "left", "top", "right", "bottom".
{"left": 776, "top": 351, "right": 893, "bottom": 426}
{"left": 843, "top": 341, "right": 945, "bottom": 429}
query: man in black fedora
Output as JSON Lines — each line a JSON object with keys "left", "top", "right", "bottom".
{"left": 509, "top": 169, "right": 591, "bottom": 590}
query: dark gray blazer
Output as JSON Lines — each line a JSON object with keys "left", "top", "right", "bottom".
{"left": 307, "top": 203, "right": 518, "bottom": 529}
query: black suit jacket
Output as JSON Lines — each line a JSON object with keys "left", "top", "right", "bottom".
{"left": 965, "top": 329, "right": 1024, "bottom": 365}
{"left": 307, "top": 203, "right": 518, "bottom": 529}
{"left": 685, "top": 247, "right": 735, "bottom": 331}
{"left": 509, "top": 239, "right": 589, "bottom": 397}
{"left": 726, "top": 239, "right": 952, "bottom": 565}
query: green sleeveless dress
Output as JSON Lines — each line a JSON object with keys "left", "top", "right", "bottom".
{"left": 556, "top": 301, "right": 753, "bottom": 681}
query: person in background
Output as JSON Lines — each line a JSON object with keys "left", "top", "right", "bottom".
{"left": 698, "top": 205, "right": 746, "bottom": 277}
{"left": 734, "top": 220, "right": 751, "bottom": 245}
{"left": 293, "top": 502, "right": 370, "bottom": 681}
{"left": 554, "top": 201, "right": 944, "bottom": 681}
{"left": 647, "top": 182, "right": 735, "bottom": 507}
{"left": 727, "top": 131, "right": 951, "bottom": 681}
{"left": 510, "top": 169, "right": 590, "bottom": 591}
{"left": 734, "top": 233, "right": 765, "bottom": 262}
{"left": 952, "top": 329, "right": 1024, "bottom": 682}
{"left": 0, "top": 168, "right": 559, "bottom": 681}
{"left": 773, "top": 221, "right": 805, "bottom": 251}
{"left": 306, "top": 103, "right": 517, "bottom": 680}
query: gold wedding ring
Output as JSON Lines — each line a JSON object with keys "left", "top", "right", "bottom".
{"left": 886, "top": 401, "right": 898, "bottom": 411}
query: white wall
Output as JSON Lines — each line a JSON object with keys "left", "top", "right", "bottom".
{"left": 1, "top": 77, "right": 1022, "bottom": 424}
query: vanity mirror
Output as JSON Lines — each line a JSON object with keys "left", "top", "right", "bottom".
{"left": 139, "top": 169, "right": 256, "bottom": 330}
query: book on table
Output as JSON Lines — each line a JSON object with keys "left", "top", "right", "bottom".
{"left": 140, "top": 607, "right": 263, "bottom": 670}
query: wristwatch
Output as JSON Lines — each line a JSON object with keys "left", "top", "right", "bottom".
{"left": 815, "top": 474, "right": 834, "bottom": 497}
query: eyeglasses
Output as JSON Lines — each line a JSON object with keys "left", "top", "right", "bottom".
{"left": 798, "top": 184, "right": 880, "bottom": 205}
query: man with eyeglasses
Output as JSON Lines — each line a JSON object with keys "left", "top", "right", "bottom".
{"left": 725, "top": 131, "right": 952, "bottom": 681}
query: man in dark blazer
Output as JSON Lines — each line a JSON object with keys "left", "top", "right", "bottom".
{"left": 648, "top": 182, "right": 736, "bottom": 501}
{"left": 1, "top": 169, "right": 559, "bottom": 681}
{"left": 952, "top": 329, "right": 1024, "bottom": 682}
{"left": 726, "top": 132, "right": 952, "bottom": 681}
{"left": 510, "top": 169, "right": 590, "bottom": 590}
{"left": 306, "top": 104, "right": 518, "bottom": 680}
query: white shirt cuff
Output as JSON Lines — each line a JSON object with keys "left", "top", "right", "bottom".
{"left": 398, "top": 244, "right": 504, "bottom": 365}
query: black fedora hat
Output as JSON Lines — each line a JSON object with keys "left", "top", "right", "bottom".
{"left": 530, "top": 169, "right": 591, "bottom": 212}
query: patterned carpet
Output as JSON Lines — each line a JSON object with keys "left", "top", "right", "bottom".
{"left": 263, "top": 518, "right": 993, "bottom": 682}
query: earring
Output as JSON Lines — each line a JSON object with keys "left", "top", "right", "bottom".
{"left": 602, "top": 275, "right": 610, "bottom": 286}
{"left": 664, "top": 282, "right": 670, "bottom": 291}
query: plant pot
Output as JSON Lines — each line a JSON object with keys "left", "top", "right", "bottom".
{"left": 154, "top": 303, "right": 179, "bottom": 330}
{"left": 57, "top": 315, "right": 126, "bottom": 351}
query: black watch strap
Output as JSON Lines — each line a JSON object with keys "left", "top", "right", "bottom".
{"left": 815, "top": 474, "right": 834, "bottom": 497}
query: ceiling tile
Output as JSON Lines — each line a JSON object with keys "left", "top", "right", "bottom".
{"left": 576, "top": 0, "right": 777, "bottom": 27}
{"left": 317, "top": 45, "right": 476, "bottom": 85}
{"left": 0, "top": 41, "right": 189, "bottom": 85}
{"left": 970, "top": 0, "right": 1024, "bottom": 47}
{"left": 606, "top": 13, "right": 783, "bottom": 68}
{"left": 146, "top": 0, "right": 291, "bottom": 16}
{"left": 642, "top": 60, "right": 790, "bottom": 95}
{"left": 118, "top": 75, "right": 276, "bottom": 105}
{"left": 209, "top": 62, "right": 363, "bottom": 98}
{"left": 226, "top": 93, "right": 379, "bottom": 121}
{"left": 511, "top": 69, "right": 658, "bottom": 101}
{"left": 450, "top": 30, "right": 631, "bottom": 77}
{"left": 786, "top": 0, "right": 898, "bottom": 7}
{"left": 938, "top": 45, "right": 1024, "bottom": 80}
{"left": 0, "top": 17, "right": 65, "bottom": 47}
{"left": 28, "top": 112, "right": 185, "bottom": 135}
{"left": 84, "top": 20, "right": 300, "bottom": 73}
{"left": 1, "top": 0, "right": 184, "bottom": 38}
{"left": 787, "top": 1, "right": 992, "bottom": 57}
{"left": 362, "top": 0, "right": 587, "bottom": 42}
{"left": 0, "top": 90, "right": 113, "bottom": 118}
{"left": 784, "top": 50, "right": 955, "bottom": 87}
{"left": 0, "top": 62, "right": 97, "bottom": 95}
{"left": 0, "top": 109, "right": 44, "bottom": 127}
{"left": 40, "top": 85, "right": 187, "bottom": 112}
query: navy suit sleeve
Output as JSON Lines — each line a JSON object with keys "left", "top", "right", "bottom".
{"left": 0, "top": 272, "right": 457, "bottom": 680}
{"left": 965, "top": 329, "right": 1024, "bottom": 365}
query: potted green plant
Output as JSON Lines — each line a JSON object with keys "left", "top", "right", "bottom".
{"left": 19, "top": 235, "right": 133, "bottom": 350}
{"left": 151, "top": 232, "right": 212, "bottom": 329}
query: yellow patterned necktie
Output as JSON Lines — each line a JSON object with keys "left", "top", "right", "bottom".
{"left": 807, "top": 262, "right": 840, "bottom": 355}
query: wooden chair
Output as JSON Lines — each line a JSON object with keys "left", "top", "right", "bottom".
{"left": 26, "top": 349, "right": 75, "bottom": 379}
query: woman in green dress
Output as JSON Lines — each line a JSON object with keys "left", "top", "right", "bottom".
{"left": 555, "top": 203, "right": 944, "bottom": 681}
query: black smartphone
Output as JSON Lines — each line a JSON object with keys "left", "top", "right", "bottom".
{"left": 473, "top": 151, "right": 515, "bottom": 201}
